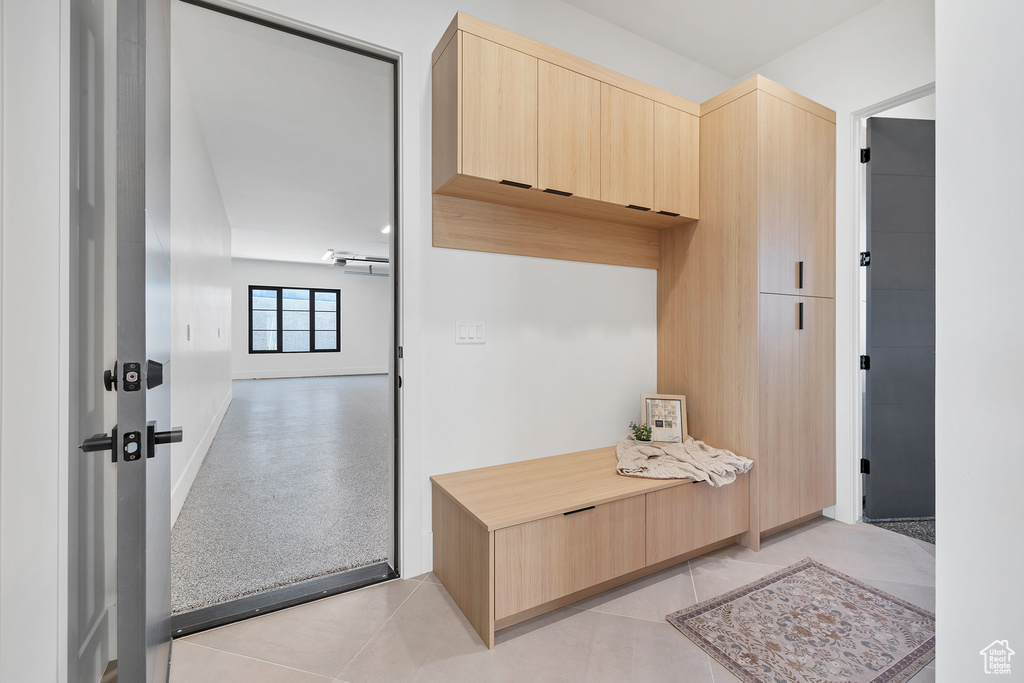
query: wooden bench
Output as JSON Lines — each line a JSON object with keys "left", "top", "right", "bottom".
{"left": 430, "top": 446, "right": 749, "bottom": 648}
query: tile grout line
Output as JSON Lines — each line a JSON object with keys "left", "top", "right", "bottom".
{"left": 179, "top": 640, "right": 334, "bottom": 680}
{"left": 687, "top": 559, "right": 701, "bottom": 603}
{"left": 336, "top": 579, "right": 424, "bottom": 678}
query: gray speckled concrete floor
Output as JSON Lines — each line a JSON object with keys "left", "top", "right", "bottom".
{"left": 171, "top": 375, "right": 390, "bottom": 614}
{"left": 868, "top": 519, "right": 935, "bottom": 544}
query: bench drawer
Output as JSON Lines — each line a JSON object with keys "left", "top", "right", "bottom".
{"left": 645, "top": 474, "right": 749, "bottom": 565}
{"left": 494, "top": 495, "right": 646, "bottom": 620}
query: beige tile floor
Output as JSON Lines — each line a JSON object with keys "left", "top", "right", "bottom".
{"left": 170, "top": 517, "right": 936, "bottom": 682}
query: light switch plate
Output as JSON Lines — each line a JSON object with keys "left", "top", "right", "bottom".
{"left": 455, "top": 320, "right": 485, "bottom": 344}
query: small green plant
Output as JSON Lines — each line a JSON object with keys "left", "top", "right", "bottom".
{"left": 629, "top": 421, "right": 652, "bottom": 441}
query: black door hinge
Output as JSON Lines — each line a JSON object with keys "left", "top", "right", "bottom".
{"left": 860, "top": 355, "right": 870, "bottom": 370}
{"left": 861, "top": 458, "right": 871, "bottom": 474}
{"left": 861, "top": 148, "right": 870, "bottom": 163}
{"left": 860, "top": 251, "right": 871, "bottom": 266}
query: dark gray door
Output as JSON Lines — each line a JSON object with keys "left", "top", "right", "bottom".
{"left": 863, "top": 117, "right": 935, "bottom": 520}
{"left": 76, "top": 0, "right": 176, "bottom": 681}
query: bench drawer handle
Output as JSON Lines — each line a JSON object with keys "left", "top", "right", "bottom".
{"left": 563, "top": 506, "right": 596, "bottom": 516}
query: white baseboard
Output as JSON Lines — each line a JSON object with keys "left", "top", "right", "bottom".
{"left": 231, "top": 366, "right": 388, "bottom": 380}
{"left": 419, "top": 531, "right": 433, "bottom": 575}
{"left": 171, "top": 389, "right": 232, "bottom": 526}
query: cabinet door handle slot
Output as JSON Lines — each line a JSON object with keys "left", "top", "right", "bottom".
{"left": 499, "top": 179, "right": 532, "bottom": 189}
{"left": 563, "top": 505, "right": 595, "bottom": 516}
{"left": 798, "top": 261, "right": 804, "bottom": 289}
{"left": 626, "top": 204, "right": 651, "bottom": 211}
{"left": 657, "top": 210, "right": 680, "bottom": 217}
{"left": 798, "top": 302, "right": 804, "bottom": 330}
{"left": 543, "top": 188, "right": 573, "bottom": 196}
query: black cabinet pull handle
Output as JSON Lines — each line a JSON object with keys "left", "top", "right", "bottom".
{"left": 798, "top": 302, "right": 804, "bottom": 330}
{"left": 499, "top": 179, "right": 532, "bottom": 189}
{"left": 564, "top": 505, "right": 595, "bottom": 516}
{"left": 626, "top": 204, "right": 651, "bottom": 211}
{"left": 657, "top": 210, "right": 680, "bottom": 217}
{"left": 798, "top": 261, "right": 804, "bottom": 289}
{"left": 543, "top": 188, "right": 573, "bottom": 197}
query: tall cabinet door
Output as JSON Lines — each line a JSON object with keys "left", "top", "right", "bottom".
{"left": 758, "top": 93, "right": 804, "bottom": 296}
{"left": 461, "top": 33, "right": 537, "bottom": 187}
{"left": 601, "top": 84, "right": 654, "bottom": 209}
{"left": 800, "top": 296, "right": 836, "bottom": 515}
{"left": 537, "top": 61, "right": 601, "bottom": 199}
{"left": 758, "top": 293, "right": 803, "bottom": 531}
{"left": 801, "top": 115, "right": 836, "bottom": 297}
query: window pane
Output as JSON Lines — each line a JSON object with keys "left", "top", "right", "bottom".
{"left": 283, "top": 310, "right": 309, "bottom": 331}
{"left": 315, "top": 331, "right": 338, "bottom": 351}
{"left": 282, "top": 288, "right": 310, "bottom": 310}
{"left": 251, "top": 331, "right": 277, "bottom": 351}
{"left": 314, "top": 292, "right": 337, "bottom": 311}
{"left": 314, "top": 311, "right": 336, "bottom": 331}
{"left": 251, "top": 310, "right": 277, "bottom": 330}
{"left": 282, "top": 331, "right": 310, "bottom": 352}
{"left": 252, "top": 290, "right": 278, "bottom": 310}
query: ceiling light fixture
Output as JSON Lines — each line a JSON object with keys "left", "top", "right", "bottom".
{"left": 321, "top": 249, "right": 335, "bottom": 261}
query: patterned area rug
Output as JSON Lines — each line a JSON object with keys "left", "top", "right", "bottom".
{"left": 667, "top": 558, "right": 935, "bottom": 683}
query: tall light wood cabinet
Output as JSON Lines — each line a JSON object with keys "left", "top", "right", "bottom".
{"left": 658, "top": 76, "right": 836, "bottom": 548}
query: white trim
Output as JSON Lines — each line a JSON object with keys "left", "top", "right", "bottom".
{"left": 846, "top": 82, "right": 936, "bottom": 524}
{"left": 170, "top": 388, "right": 232, "bottom": 525}
{"left": 230, "top": 367, "right": 388, "bottom": 381}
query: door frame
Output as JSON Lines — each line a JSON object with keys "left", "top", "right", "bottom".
{"left": 167, "top": 0, "right": 405, "bottom": 635}
{"left": 848, "top": 82, "right": 935, "bottom": 522}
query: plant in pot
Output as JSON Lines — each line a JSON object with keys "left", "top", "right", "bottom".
{"left": 629, "top": 421, "right": 653, "bottom": 443}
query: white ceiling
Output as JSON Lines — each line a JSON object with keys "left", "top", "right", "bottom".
{"left": 563, "top": 0, "right": 887, "bottom": 78}
{"left": 173, "top": 2, "right": 393, "bottom": 264}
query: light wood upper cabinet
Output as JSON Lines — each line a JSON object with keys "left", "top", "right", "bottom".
{"left": 758, "top": 91, "right": 835, "bottom": 297}
{"left": 601, "top": 84, "right": 655, "bottom": 209}
{"left": 538, "top": 61, "right": 601, "bottom": 200}
{"left": 654, "top": 103, "right": 699, "bottom": 218}
{"left": 461, "top": 32, "right": 538, "bottom": 188}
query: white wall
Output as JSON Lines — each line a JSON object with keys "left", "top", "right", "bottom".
{"left": 935, "top": 1, "right": 1024, "bottom": 677}
{"left": 169, "top": 31, "right": 234, "bottom": 525}
{"left": 746, "top": 0, "right": 936, "bottom": 525}
{"left": 212, "top": 0, "right": 734, "bottom": 578}
{"left": 230, "top": 258, "right": 390, "bottom": 379}
{"left": 0, "top": 0, "right": 67, "bottom": 679}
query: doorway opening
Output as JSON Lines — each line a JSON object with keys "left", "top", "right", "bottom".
{"left": 853, "top": 85, "right": 935, "bottom": 544}
{"left": 167, "top": 0, "right": 401, "bottom": 635}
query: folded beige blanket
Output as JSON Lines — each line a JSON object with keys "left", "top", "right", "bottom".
{"left": 616, "top": 435, "right": 753, "bottom": 486}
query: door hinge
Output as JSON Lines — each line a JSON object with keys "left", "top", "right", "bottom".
{"left": 860, "top": 355, "right": 870, "bottom": 370}
{"left": 861, "top": 458, "right": 871, "bottom": 474}
{"left": 861, "top": 148, "right": 870, "bottom": 163}
{"left": 860, "top": 251, "right": 871, "bottom": 266}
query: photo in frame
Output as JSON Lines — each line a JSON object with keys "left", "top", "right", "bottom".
{"left": 641, "top": 394, "right": 687, "bottom": 444}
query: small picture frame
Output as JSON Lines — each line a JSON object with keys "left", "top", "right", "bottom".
{"left": 641, "top": 394, "right": 687, "bottom": 444}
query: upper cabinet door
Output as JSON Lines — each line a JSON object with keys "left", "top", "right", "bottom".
{"left": 461, "top": 33, "right": 538, "bottom": 187}
{"left": 601, "top": 84, "right": 654, "bottom": 209}
{"left": 801, "top": 113, "right": 836, "bottom": 297}
{"left": 654, "top": 103, "right": 699, "bottom": 218}
{"left": 758, "top": 92, "right": 804, "bottom": 296}
{"left": 538, "top": 61, "right": 601, "bottom": 200}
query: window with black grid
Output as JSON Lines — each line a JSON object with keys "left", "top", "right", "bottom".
{"left": 248, "top": 286, "right": 340, "bottom": 354}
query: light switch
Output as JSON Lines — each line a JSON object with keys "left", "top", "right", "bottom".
{"left": 456, "top": 320, "right": 485, "bottom": 344}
